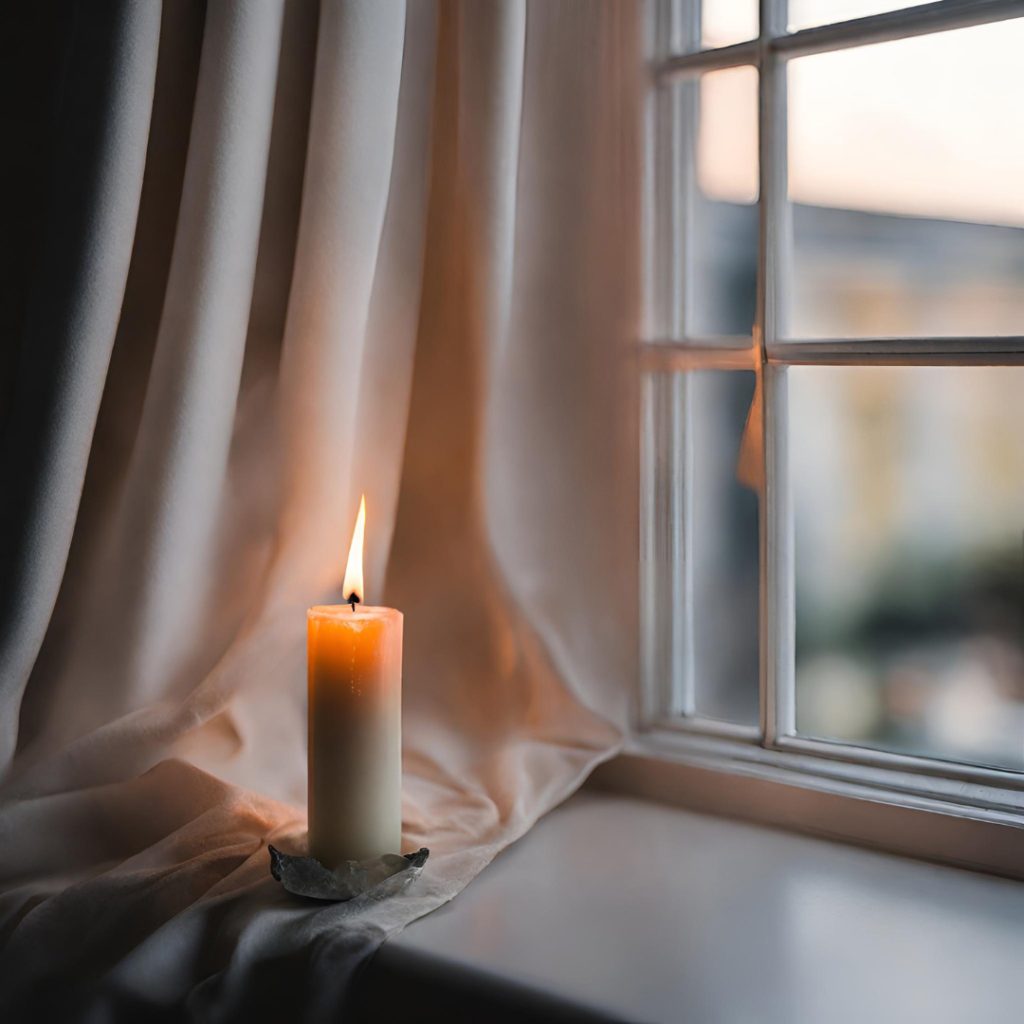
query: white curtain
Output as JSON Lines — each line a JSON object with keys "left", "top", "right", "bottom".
{"left": 0, "top": 0, "right": 639, "bottom": 1018}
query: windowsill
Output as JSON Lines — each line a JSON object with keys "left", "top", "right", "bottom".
{"left": 354, "top": 788, "right": 1024, "bottom": 1024}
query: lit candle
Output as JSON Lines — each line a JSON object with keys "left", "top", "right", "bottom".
{"left": 308, "top": 495, "right": 402, "bottom": 865}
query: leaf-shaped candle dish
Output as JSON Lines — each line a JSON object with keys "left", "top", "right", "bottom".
{"left": 269, "top": 845, "right": 429, "bottom": 902}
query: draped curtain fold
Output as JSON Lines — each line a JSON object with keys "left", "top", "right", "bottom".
{"left": 0, "top": 1, "right": 639, "bottom": 1018}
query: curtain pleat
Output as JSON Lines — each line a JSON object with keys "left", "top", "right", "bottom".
{"left": 489, "top": 0, "right": 639, "bottom": 729}
{"left": 353, "top": 0, "right": 440, "bottom": 594}
{"left": 36, "top": 1, "right": 287, "bottom": 752}
{"left": 273, "top": 0, "right": 409, "bottom": 599}
{"left": 0, "top": 0, "right": 162, "bottom": 771}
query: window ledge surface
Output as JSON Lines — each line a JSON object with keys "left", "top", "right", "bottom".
{"left": 355, "top": 790, "right": 1024, "bottom": 1024}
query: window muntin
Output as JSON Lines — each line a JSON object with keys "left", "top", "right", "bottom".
{"left": 789, "top": 0, "right": 933, "bottom": 32}
{"left": 643, "top": 0, "right": 1024, "bottom": 794}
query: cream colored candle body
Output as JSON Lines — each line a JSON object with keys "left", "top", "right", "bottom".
{"left": 307, "top": 605, "right": 402, "bottom": 865}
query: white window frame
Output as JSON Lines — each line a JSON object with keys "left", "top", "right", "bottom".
{"left": 622, "top": 0, "right": 1024, "bottom": 879}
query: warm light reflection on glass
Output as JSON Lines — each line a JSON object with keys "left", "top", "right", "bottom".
{"left": 343, "top": 494, "right": 366, "bottom": 604}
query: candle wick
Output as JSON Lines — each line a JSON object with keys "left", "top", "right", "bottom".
{"left": 347, "top": 593, "right": 360, "bottom": 613}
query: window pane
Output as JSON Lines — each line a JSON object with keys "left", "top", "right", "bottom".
{"left": 787, "top": 20, "right": 1024, "bottom": 339}
{"left": 641, "top": 372, "right": 683, "bottom": 717}
{"left": 702, "top": 1, "right": 757, "bottom": 50}
{"left": 692, "top": 371, "right": 760, "bottom": 724}
{"left": 792, "top": 366, "right": 1024, "bottom": 771}
{"left": 691, "top": 66, "right": 758, "bottom": 336}
{"left": 789, "top": 0, "right": 931, "bottom": 31}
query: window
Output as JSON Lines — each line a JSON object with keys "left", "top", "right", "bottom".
{"left": 640, "top": 0, "right": 1024, "bottom": 870}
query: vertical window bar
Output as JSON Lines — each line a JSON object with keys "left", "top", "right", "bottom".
{"left": 641, "top": 373, "right": 686, "bottom": 723}
{"left": 763, "top": 364, "right": 794, "bottom": 741}
{"left": 642, "top": 3, "right": 693, "bottom": 723}
{"left": 674, "top": 374, "right": 696, "bottom": 715}
{"left": 757, "top": 0, "right": 794, "bottom": 745}
{"left": 668, "top": 0, "right": 687, "bottom": 57}
{"left": 645, "top": 2, "right": 673, "bottom": 339}
{"left": 672, "top": 1, "right": 700, "bottom": 717}
{"left": 640, "top": 373, "right": 662, "bottom": 725}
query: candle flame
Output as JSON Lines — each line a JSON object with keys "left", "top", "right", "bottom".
{"left": 343, "top": 494, "right": 366, "bottom": 606}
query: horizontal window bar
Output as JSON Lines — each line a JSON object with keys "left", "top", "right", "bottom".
{"left": 768, "top": 337, "right": 1024, "bottom": 364}
{"left": 636, "top": 727, "right": 1024, "bottom": 813}
{"left": 775, "top": 734, "right": 1024, "bottom": 795}
{"left": 642, "top": 335, "right": 755, "bottom": 350}
{"left": 640, "top": 337, "right": 757, "bottom": 369}
{"left": 654, "top": 0, "right": 1024, "bottom": 79}
{"left": 654, "top": 40, "right": 759, "bottom": 79}
{"left": 641, "top": 337, "right": 1024, "bottom": 367}
{"left": 642, "top": 712, "right": 762, "bottom": 744}
{"left": 775, "top": 0, "right": 1024, "bottom": 58}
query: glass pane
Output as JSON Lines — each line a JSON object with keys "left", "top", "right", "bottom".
{"left": 640, "top": 372, "right": 683, "bottom": 715}
{"left": 691, "top": 66, "right": 758, "bottom": 336}
{"left": 787, "top": 20, "right": 1024, "bottom": 339}
{"left": 702, "top": 0, "right": 757, "bottom": 49}
{"left": 792, "top": 366, "right": 1024, "bottom": 771}
{"left": 789, "top": 0, "right": 932, "bottom": 31}
{"left": 692, "top": 370, "right": 760, "bottom": 724}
